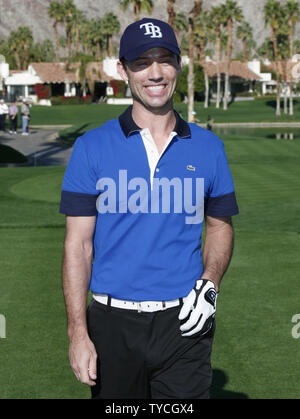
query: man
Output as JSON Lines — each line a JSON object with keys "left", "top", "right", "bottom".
{"left": 21, "top": 99, "right": 30, "bottom": 136}
{"left": 9, "top": 101, "right": 18, "bottom": 134}
{"left": 0, "top": 99, "right": 8, "bottom": 132}
{"left": 60, "top": 18, "right": 239, "bottom": 399}
{"left": 206, "top": 115, "right": 214, "bottom": 131}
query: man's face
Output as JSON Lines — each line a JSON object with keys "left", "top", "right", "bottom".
{"left": 117, "top": 47, "right": 181, "bottom": 112}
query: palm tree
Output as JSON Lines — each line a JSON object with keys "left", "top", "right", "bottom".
{"left": 208, "top": 6, "right": 225, "bottom": 109}
{"left": 284, "top": 0, "right": 299, "bottom": 116}
{"left": 12, "top": 26, "right": 33, "bottom": 70}
{"left": 264, "top": 0, "right": 284, "bottom": 116}
{"left": 246, "top": 38, "right": 256, "bottom": 61}
{"left": 187, "top": 0, "right": 203, "bottom": 122}
{"left": 83, "top": 19, "right": 104, "bottom": 60}
{"left": 120, "top": 0, "right": 154, "bottom": 21}
{"left": 237, "top": 21, "right": 253, "bottom": 62}
{"left": 59, "top": 35, "right": 67, "bottom": 58}
{"left": 8, "top": 31, "right": 22, "bottom": 70}
{"left": 48, "top": 1, "right": 65, "bottom": 62}
{"left": 277, "top": 31, "right": 290, "bottom": 115}
{"left": 79, "top": 20, "right": 93, "bottom": 55}
{"left": 167, "top": 0, "right": 176, "bottom": 26}
{"left": 64, "top": 0, "right": 77, "bottom": 58}
{"left": 257, "top": 37, "right": 272, "bottom": 58}
{"left": 30, "top": 39, "right": 55, "bottom": 62}
{"left": 102, "top": 13, "right": 120, "bottom": 57}
{"left": 70, "top": 52, "right": 95, "bottom": 97}
{"left": 221, "top": 0, "right": 243, "bottom": 111}
{"left": 173, "top": 11, "right": 188, "bottom": 46}
{"left": 195, "top": 11, "right": 210, "bottom": 108}
{"left": 71, "top": 9, "right": 87, "bottom": 56}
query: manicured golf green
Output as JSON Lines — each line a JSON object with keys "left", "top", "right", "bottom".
{"left": 27, "top": 98, "right": 300, "bottom": 144}
{"left": 0, "top": 122, "right": 300, "bottom": 398}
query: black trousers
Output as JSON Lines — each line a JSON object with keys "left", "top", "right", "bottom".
{"left": 9, "top": 116, "right": 17, "bottom": 131}
{"left": 0, "top": 114, "right": 6, "bottom": 131}
{"left": 87, "top": 299, "right": 215, "bottom": 399}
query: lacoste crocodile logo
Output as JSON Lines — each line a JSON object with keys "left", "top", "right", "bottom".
{"left": 187, "top": 165, "right": 196, "bottom": 171}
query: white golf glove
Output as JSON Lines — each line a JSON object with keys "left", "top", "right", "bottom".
{"left": 178, "top": 279, "right": 218, "bottom": 337}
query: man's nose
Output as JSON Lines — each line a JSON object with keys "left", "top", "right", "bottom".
{"left": 148, "top": 61, "right": 164, "bottom": 82}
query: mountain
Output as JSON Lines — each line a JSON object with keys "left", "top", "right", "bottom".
{"left": 0, "top": 0, "right": 299, "bottom": 55}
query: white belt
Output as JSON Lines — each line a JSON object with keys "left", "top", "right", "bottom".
{"left": 93, "top": 293, "right": 183, "bottom": 313}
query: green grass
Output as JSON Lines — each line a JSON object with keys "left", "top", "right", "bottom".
{"left": 0, "top": 126, "right": 300, "bottom": 398}
{"left": 23, "top": 98, "right": 300, "bottom": 144}
{"left": 28, "top": 98, "right": 300, "bottom": 125}
{"left": 210, "top": 128, "right": 300, "bottom": 398}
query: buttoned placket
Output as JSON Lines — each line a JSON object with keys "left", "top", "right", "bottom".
{"left": 140, "top": 128, "right": 177, "bottom": 189}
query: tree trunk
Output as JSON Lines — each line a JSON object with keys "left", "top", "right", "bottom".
{"left": 109, "top": 35, "right": 113, "bottom": 57}
{"left": 187, "top": 15, "right": 195, "bottom": 122}
{"left": 134, "top": 1, "right": 141, "bottom": 21}
{"left": 199, "top": 32, "right": 209, "bottom": 109}
{"left": 224, "top": 19, "right": 233, "bottom": 111}
{"left": 276, "top": 71, "right": 281, "bottom": 116}
{"left": 283, "top": 86, "right": 288, "bottom": 114}
{"left": 282, "top": 59, "right": 288, "bottom": 114}
{"left": 167, "top": 0, "right": 176, "bottom": 26}
{"left": 271, "top": 28, "right": 280, "bottom": 116}
{"left": 243, "top": 39, "right": 247, "bottom": 62}
{"left": 14, "top": 51, "right": 21, "bottom": 70}
{"left": 289, "top": 80, "right": 294, "bottom": 115}
{"left": 53, "top": 22, "right": 60, "bottom": 62}
{"left": 216, "top": 26, "right": 221, "bottom": 109}
{"left": 75, "top": 28, "right": 79, "bottom": 56}
{"left": 187, "top": 0, "right": 203, "bottom": 122}
{"left": 67, "top": 30, "right": 72, "bottom": 58}
{"left": 289, "top": 18, "right": 294, "bottom": 59}
{"left": 289, "top": 21, "right": 294, "bottom": 116}
{"left": 96, "top": 41, "right": 101, "bottom": 61}
{"left": 22, "top": 44, "right": 28, "bottom": 71}
{"left": 224, "top": 72, "right": 229, "bottom": 110}
{"left": 204, "top": 72, "right": 209, "bottom": 108}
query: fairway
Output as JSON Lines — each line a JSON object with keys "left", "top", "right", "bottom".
{"left": 0, "top": 127, "right": 300, "bottom": 398}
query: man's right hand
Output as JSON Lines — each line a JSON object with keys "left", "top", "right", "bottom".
{"left": 69, "top": 335, "right": 98, "bottom": 386}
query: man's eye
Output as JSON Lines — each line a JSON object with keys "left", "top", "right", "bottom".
{"left": 160, "top": 59, "right": 173, "bottom": 64}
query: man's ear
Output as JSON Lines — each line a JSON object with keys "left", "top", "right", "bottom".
{"left": 117, "top": 61, "right": 128, "bottom": 82}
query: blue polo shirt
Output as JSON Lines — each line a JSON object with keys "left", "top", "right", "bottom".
{"left": 60, "top": 106, "right": 238, "bottom": 301}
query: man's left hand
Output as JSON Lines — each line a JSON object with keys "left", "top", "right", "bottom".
{"left": 178, "top": 279, "right": 217, "bottom": 337}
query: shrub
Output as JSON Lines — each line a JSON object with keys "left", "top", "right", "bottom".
{"left": 50, "top": 96, "right": 81, "bottom": 105}
{"left": 175, "top": 65, "right": 205, "bottom": 102}
{"left": 110, "top": 80, "right": 126, "bottom": 97}
{"left": 234, "top": 91, "right": 254, "bottom": 97}
{"left": 81, "top": 94, "right": 93, "bottom": 104}
{"left": 34, "top": 84, "right": 50, "bottom": 99}
{"left": 254, "top": 95, "right": 277, "bottom": 101}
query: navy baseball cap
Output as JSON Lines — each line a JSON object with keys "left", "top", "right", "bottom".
{"left": 119, "top": 18, "right": 180, "bottom": 62}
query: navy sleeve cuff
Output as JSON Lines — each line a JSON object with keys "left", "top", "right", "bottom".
{"left": 59, "top": 190, "right": 99, "bottom": 216}
{"left": 205, "top": 191, "right": 239, "bottom": 217}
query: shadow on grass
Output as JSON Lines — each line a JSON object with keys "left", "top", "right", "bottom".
{"left": 211, "top": 369, "right": 248, "bottom": 399}
{"left": 265, "top": 98, "right": 300, "bottom": 110}
{"left": 0, "top": 144, "right": 28, "bottom": 164}
{"left": 58, "top": 123, "right": 90, "bottom": 145}
{"left": 266, "top": 100, "right": 277, "bottom": 109}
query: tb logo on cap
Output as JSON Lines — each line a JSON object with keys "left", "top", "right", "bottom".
{"left": 140, "top": 22, "right": 162, "bottom": 38}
